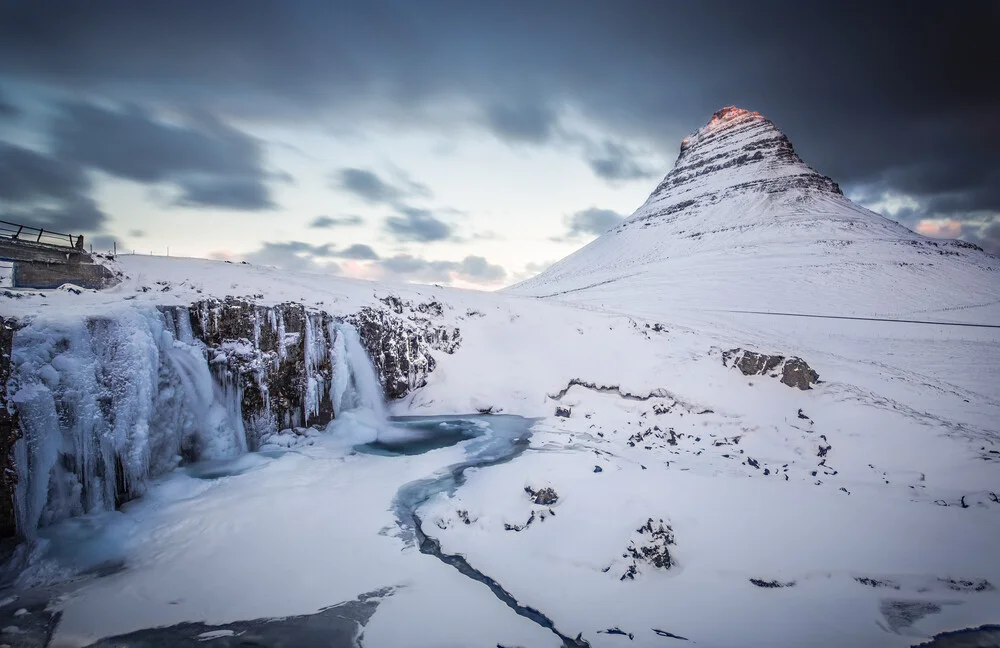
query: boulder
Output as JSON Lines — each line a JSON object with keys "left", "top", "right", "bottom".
{"left": 722, "top": 348, "right": 819, "bottom": 390}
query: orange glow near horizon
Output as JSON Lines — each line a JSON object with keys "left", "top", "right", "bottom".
{"left": 915, "top": 218, "right": 963, "bottom": 239}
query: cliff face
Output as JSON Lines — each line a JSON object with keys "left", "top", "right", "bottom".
{"left": 178, "top": 299, "right": 339, "bottom": 449}
{"left": 347, "top": 297, "right": 461, "bottom": 400}
{"left": 0, "top": 317, "right": 19, "bottom": 539}
{"left": 0, "top": 297, "right": 459, "bottom": 539}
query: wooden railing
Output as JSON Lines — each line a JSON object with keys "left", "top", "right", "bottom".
{"left": 0, "top": 220, "right": 84, "bottom": 250}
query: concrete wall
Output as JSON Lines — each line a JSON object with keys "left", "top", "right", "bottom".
{"left": 12, "top": 260, "right": 118, "bottom": 290}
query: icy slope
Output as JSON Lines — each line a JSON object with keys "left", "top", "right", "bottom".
{"left": 509, "top": 107, "right": 1000, "bottom": 322}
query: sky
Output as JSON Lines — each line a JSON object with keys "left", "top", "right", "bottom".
{"left": 0, "top": 1, "right": 997, "bottom": 289}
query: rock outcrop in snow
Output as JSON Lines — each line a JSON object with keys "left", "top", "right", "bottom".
{"left": 180, "top": 298, "right": 340, "bottom": 447}
{"left": 347, "top": 299, "right": 461, "bottom": 400}
{"left": 722, "top": 348, "right": 819, "bottom": 390}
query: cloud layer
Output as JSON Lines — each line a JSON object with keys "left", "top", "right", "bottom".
{"left": 0, "top": 1, "right": 996, "bottom": 257}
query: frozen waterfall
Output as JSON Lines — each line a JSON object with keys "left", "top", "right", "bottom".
{"left": 7, "top": 308, "right": 388, "bottom": 539}
{"left": 328, "top": 322, "right": 388, "bottom": 425}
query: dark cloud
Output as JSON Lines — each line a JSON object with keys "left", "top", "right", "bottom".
{"left": 962, "top": 219, "right": 1000, "bottom": 256}
{"left": 0, "top": 141, "right": 109, "bottom": 232}
{"left": 6, "top": 197, "right": 108, "bottom": 234}
{"left": 586, "top": 141, "right": 657, "bottom": 182}
{"left": 0, "top": 88, "right": 18, "bottom": 118}
{"left": 52, "top": 101, "right": 275, "bottom": 210}
{"left": 380, "top": 254, "right": 506, "bottom": 284}
{"left": 484, "top": 103, "right": 557, "bottom": 144}
{"left": 335, "top": 168, "right": 401, "bottom": 204}
{"left": 88, "top": 233, "right": 123, "bottom": 253}
{"left": 332, "top": 168, "right": 431, "bottom": 208}
{"left": 309, "top": 215, "right": 364, "bottom": 228}
{"left": 0, "top": 141, "right": 89, "bottom": 203}
{"left": 385, "top": 206, "right": 452, "bottom": 242}
{"left": 173, "top": 176, "right": 273, "bottom": 210}
{"left": 0, "top": 1, "right": 996, "bottom": 231}
{"left": 562, "top": 207, "right": 624, "bottom": 239}
{"left": 337, "top": 243, "right": 379, "bottom": 260}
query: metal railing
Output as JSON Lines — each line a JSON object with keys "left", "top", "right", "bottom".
{"left": 0, "top": 220, "right": 84, "bottom": 250}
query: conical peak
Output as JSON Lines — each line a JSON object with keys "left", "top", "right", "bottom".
{"left": 680, "top": 106, "right": 770, "bottom": 154}
{"left": 707, "top": 106, "right": 763, "bottom": 129}
{"left": 652, "top": 107, "right": 842, "bottom": 200}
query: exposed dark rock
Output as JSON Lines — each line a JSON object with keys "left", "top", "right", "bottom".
{"left": 621, "top": 518, "right": 675, "bottom": 580}
{"left": 880, "top": 600, "right": 943, "bottom": 634}
{"left": 854, "top": 577, "right": 901, "bottom": 590}
{"left": 0, "top": 317, "right": 20, "bottom": 539}
{"left": 378, "top": 295, "right": 406, "bottom": 314}
{"left": 416, "top": 300, "right": 444, "bottom": 317}
{"left": 346, "top": 306, "right": 460, "bottom": 400}
{"left": 525, "top": 486, "right": 559, "bottom": 505}
{"left": 179, "top": 299, "right": 337, "bottom": 447}
{"left": 504, "top": 510, "right": 536, "bottom": 532}
{"left": 723, "top": 349, "right": 783, "bottom": 376}
{"left": 939, "top": 578, "right": 994, "bottom": 592}
{"left": 749, "top": 578, "right": 796, "bottom": 588}
{"left": 652, "top": 628, "right": 689, "bottom": 640}
{"left": 599, "top": 627, "right": 634, "bottom": 640}
{"left": 722, "top": 348, "right": 818, "bottom": 390}
{"left": 593, "top": 465, "right": 603, "bottom": 473}
{"left": 911, "top": 624, "right": 1000, "bottom": 647}
{"left": 555, "top": 406, "right": 572, "bottom": 418}
{"left": 780, "top": 357, "right": 820, "bottom": 390}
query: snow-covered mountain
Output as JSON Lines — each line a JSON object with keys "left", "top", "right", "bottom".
{"left": 510, "top": 106, "right": 999, "bottom": 322}
{"left": 0, "top": 108, "right": 997, "bottom": 648}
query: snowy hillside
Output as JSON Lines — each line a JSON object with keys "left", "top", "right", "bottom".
{"left": 0, "top": 108, "right": 997, "bottom": 648}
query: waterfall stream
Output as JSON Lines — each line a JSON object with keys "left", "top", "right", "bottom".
{"left": 6, "top": 306, "right": 383, "bottom": 539}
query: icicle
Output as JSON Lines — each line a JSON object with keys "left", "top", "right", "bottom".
{"left": 9, "top": 307, "right": 251, "bottom": 538}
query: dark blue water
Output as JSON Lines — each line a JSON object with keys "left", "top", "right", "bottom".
{"left": 384, "top": 414, "right": 590, "bottom": 648}
{"left": 357, "top": 415, "right": 487, "bottom": 456}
